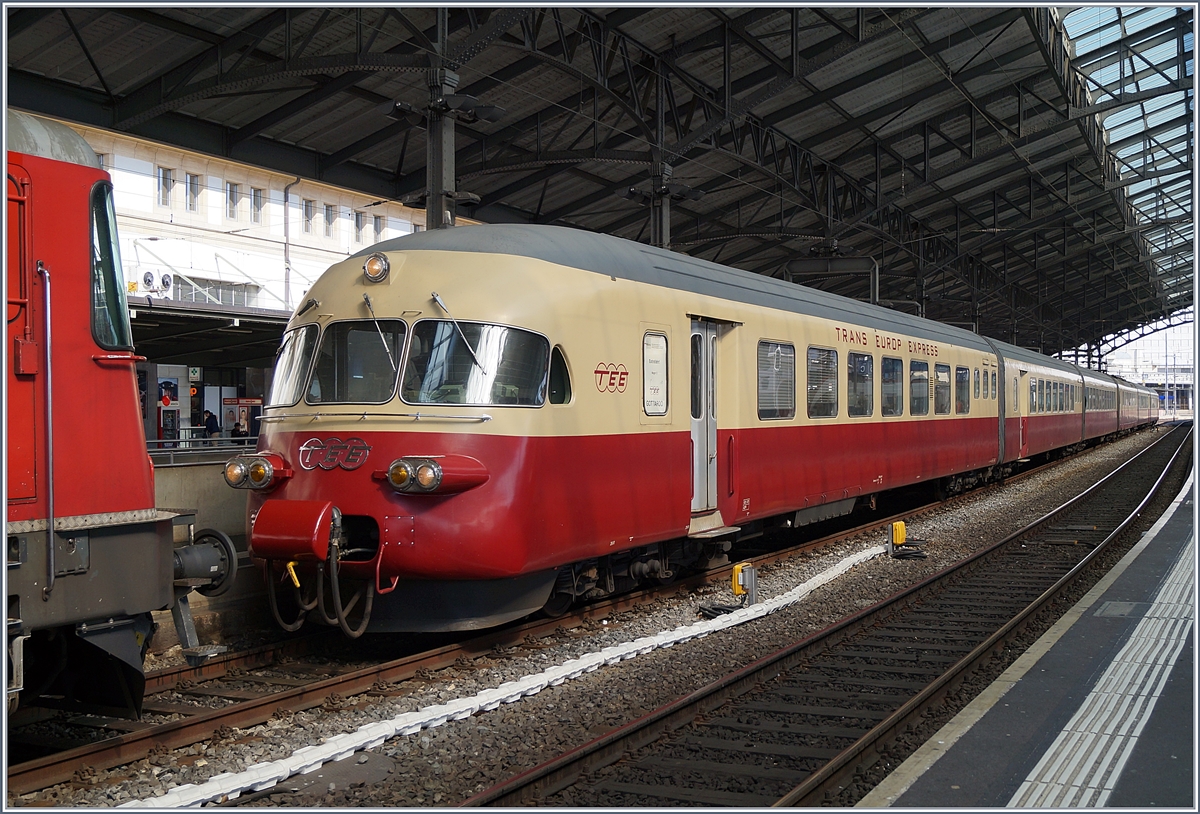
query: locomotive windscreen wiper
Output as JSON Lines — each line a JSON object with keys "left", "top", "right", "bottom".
{"left": 361, "top": 293, "right": 397, "bottom": 372}
{"left": 431, "top": 291, "right": 487, "bottom": 374}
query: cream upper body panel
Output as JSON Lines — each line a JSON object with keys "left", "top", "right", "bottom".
{"left": 265, "top": 244, "right": 1002, "bottom": 437}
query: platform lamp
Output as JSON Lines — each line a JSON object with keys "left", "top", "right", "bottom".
{"left": 381, "top": 87, "right": 504, "bottom": 229}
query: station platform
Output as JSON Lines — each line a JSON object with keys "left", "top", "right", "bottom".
{"left": 861, "top": 471, "right": 1195, "bottom": 809}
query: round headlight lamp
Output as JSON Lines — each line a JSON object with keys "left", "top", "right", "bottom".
{"left": 387, "top": 459, "right": 414, "bottom": 490}
{"left": 224, "top": 459, "right": 248, "bottom": 487}
{"left": 363, "top": 252, "right": 390, "bottom": 283}
{"left": 414, "top": 461, "right": 442, "bottom": 491}
{"left": 247, "top": 458, "right": 274, "bottom": 488}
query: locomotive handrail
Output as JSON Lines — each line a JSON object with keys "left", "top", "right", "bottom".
{"left": 92, "top": 353, "right": 147, "bottom": 362}
{"left": 258, "top": 410, "right": 493, "bottom": 422}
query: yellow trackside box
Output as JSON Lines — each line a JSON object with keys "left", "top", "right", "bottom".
{"left": 890, "top": 521, "right": 906, "bottom": 546}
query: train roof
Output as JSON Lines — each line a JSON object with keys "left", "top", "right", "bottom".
{"left": 364, "top": 223, "right": 994, "bottom": 354}
{"left": 6, "top": 109, "right": 100, "bottom": 169}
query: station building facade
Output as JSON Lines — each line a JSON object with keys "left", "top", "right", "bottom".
{"left": 65, "top": 119, "right": 432, "bottom": 443}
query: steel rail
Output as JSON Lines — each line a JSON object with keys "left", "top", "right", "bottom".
{"left": 457, "top": 423, "right": 1189, "bottom": 807}
{"left": 5, "top": 428, "right": 1164, "bottom": 795}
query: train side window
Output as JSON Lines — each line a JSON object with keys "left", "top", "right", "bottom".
{"left": 90, "top": 182, "right": 134, "bottom": 350}
{"left": 690, "top": 335, "right": 703, "bottom": 419}
{"left": 974, "top": 369, "right": 981, "bottom": 399}
{"left": 643, "top": 333, "right": 668, "bottom": 416}
{"left": 847, "top": 352, "right": 873, "bottom": 417}
{"left": 955, "top": 366, "right": 970, "bottom": 414}
{"left": 1039, "top": 379, "right": 1046, "bottom": 413}
{"left": 757, "top": 341, "right": 796, "bottom": 420}
{"left": 549, "top": 346, "right": 572, "bottom": 404}
{"left": 909, "top": 361, "right": 929, "bottom": 416}
{"left": 992, "top": 371, "right": 997, "bottom": 400}
{"left": 806, "top": 347, "right": 838, "bottom": 418}
{"left": 882, "top": 357, "right": 903, "bottom": 416}
{"left": 1030, "top": 380, "right": 1036, "bottom": 413}
{"left": 934, "top": 364, "right": 951, "bottom": 414}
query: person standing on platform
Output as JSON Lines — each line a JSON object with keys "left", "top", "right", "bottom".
{"left": 203, "top": 410, "right": 220, "bottom": 445}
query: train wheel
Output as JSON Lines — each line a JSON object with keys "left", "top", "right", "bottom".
{"left": 539, "top": 592, "right": 573, "bottom": 619}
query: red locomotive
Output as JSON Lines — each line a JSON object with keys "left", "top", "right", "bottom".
{"left": 226, "top": 224, "right": 1158, "bottom": 636}
{"left": 6, "top": 110, "right": 234, "bottom": 717}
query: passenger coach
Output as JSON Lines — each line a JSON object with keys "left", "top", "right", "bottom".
{"left": 228, "top": 224, "right": 1156, "bottom": 635}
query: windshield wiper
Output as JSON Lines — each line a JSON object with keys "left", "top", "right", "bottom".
{"left": 361, "top": 293, "right": 397, "bottom": 373}
{"left": 431, "top": 291, "right": 486, "bottom": 374}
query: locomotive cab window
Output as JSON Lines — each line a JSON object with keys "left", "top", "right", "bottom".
{"left": 402, "top": 321, "right": 549, "bottom": 407}
{"left": 90, "top": 182, "right": 134, "bottom": 350}
{"left": 309, "top": 320, "right": 407, "bottom": 404}
{"left": 934, "top": 364, "right": 951, "bottom": 415}
{"left": 806, "top": 347, "right": 838, "bottom": 418}
{"left": 757, "top": 341, "right": 796, "bottom": 420}
{"left": 910, "top": 361, "right": 929, "bottom": 416}
{"left": 847, "top": 352, "right": 873, "bottom": 417}
{"left": 882, "top": 357, "right": 903, "bottom": 416}
{"left": 549, "top": 346, "right": 572, "bottom": 404}
{"left": 955, "top": 367, "right": 970, "bottom": 414}
{"left": 266, "top": 324, "right": 319, "bottom": 407}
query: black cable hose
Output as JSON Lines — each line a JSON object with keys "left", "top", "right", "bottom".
{"left": 697, "top": 595, "right": 747, "bottom": 619}
{"left": 265, "top": 563, "right": 307, "bottom": 632}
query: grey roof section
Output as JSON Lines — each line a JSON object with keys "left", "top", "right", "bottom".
{"left": 362, "top": 223, "right": 994, "bottom": 352}
{"left": 7, "top": 109, "right": 100, "bottom": 168}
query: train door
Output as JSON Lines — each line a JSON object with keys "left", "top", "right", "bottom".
{"left": 7, "top": 163, "right": 38, "bottom": 502}
{"left": 1018, "top": 370, "right": 1029, "bottom": 458}
{"left": 690, "top": 320, "right": 717, "bottom": 512}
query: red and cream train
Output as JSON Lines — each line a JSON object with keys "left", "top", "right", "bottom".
{"left": 228, "top": 224, "right": 1158, "bottom": 635}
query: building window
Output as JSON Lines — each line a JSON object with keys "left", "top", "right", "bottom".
{"left": 324, "top": 204, "right": 336, "bottom": 238}
{"left": 226, "top": 182, "right": 240, "bottom": 220}
{"left": 882, "top": 356, "right": 903, "bottom": 416}
{"left": 806, "top": 347, "right": 838, "bottom": 418}
{"left": 174, "top": 277, "right": 259, "bottom": 308}
{"left": 374, "top": 215, "right": 384, "bottom": 242}
{"left": 252, "top": 187, "right": 264, "bottom": 224}
{"left": 354, "top": 211, "right": 365, "bottom": 243}
{"left": 303, "top": 199, "right": 315, "bottom": 234}
{"left": 934, "top": 364, "right": 951, "bottom": 414}
{"left": 757, "top": 341, "right": 795, "bottom": 420}
{"left": 847, "top": 352, "right": 873, "bottom": 417}
{"left": 186, "top": 173, "right": 201, "bottom": 212}
{"left": 157, "top": 167, "right": 174, "bottom": 207}
{"left": 910, "top": 360, "right": 929, "bottom": 416}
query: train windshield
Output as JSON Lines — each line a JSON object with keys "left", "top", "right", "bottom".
{"left": 266, "top": 324, "right": 318, "bottom": 407}
{"left": 307, "top": 320, "right": 407, "bottom": 404}
{"left": 402, "top": 321, "right": 549, "bottom": 406}
{"left": 90, "top": 182, "right": 133, "bottom": 349}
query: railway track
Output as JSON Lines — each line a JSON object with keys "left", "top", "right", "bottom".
{"left": 4, "top": 429, "right": 1173, "bottom": 798}
{"left": 461, "top": 423, "right": 1191, "bottom": 807}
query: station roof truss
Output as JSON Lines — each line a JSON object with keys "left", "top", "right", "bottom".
{"left": 8, "top": 5, "right": 1194, "bottom": 356}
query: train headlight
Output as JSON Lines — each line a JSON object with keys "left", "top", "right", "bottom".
{"left": 247, "top": 458, "right": 274, "bottom": 488}
{"left": 363, "top": 252, "right": 389, "bottom": 283}
{"left": 414, "top": 461, "right": 442, "bottom": 491}
{"left": 224, "top": 459, "right": 248, "bottom": 487}
{"left": 387, "top": 459, "right": 413, "bottom": 490}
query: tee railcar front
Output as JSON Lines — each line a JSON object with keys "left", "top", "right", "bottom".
{"left": 6, "top": 111, "right": 232, "bottom": 717}
{"left": 236, "top": 224, "right": 1157, "bottom": 636}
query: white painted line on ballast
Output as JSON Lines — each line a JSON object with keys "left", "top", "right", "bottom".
{"left": 120, "top": 544, "right": 886, "bottom": 807}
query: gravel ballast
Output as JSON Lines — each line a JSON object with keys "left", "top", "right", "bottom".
{"left": 8, "top": 428, "right": 1176, "bottom": 808}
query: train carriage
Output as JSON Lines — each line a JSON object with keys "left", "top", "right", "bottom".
{"left": 6, "top": 111, "right": 234, "bottom": 716}
{"left": 229, "top": 224, "right": 1156, "bottom": 635}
